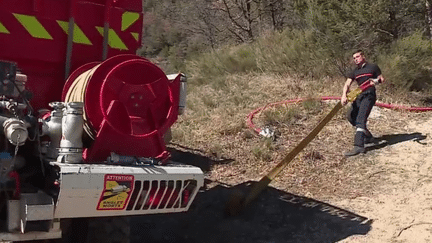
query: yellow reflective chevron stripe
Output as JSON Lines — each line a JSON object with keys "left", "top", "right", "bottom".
{"left": 121, "top": 12, "right": 140, "bottom": 31}
{"left": 13, "top": 14, "right": 53, "bottom": 39}
{"left": 0, "top": 22, "right": 9, "bottom": 34}
{"left": 96, "top": 26, "right": 128, "bottom": 50}
{"left": 57, "top": 20, "right": 92, "bottom": 45}
{"left": 131, "top": 32, "right": 139, "bottom": 41}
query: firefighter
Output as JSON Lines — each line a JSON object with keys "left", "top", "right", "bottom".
{"left": 341, "top": 50, "right": 384, "bottom": 157}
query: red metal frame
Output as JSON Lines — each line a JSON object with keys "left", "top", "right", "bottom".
{"left": 0, "top": 0, "right": 180, "bottom": 162}
{"left": 0, "top": 0, "right": 143, "bottom": 110}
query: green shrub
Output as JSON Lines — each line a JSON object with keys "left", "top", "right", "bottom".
{"left": 255, "top": 29, "right": 341, "bottom": 78}
{"left": 263, "top": 106, "right": 301, "bottom": 126}
{"left": 302, "top": 99, "right": 322, "bottom": 114}
{"left": 186, "top": 29, "right": 353, "bottom": 89}
{"left": 185, "top": 44, "right": 258, "bottom": 87}
{"left": 201, "top": 95, "right": 218, "bottom": 108}
{"left": 378, "top": 32, "right": 432, "bottom": 91}
{"left": 252, "top": 137, "right": 275, "bottom": 161}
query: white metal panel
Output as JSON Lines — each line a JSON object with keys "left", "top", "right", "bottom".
{"left": 0, "top": 231, "right": 62, "bottom": 242}
{"left": 21, "top": 192, "right": 55, "bottom": 222}
{"left": 26, "top": 205, "right": 54, "bottom": 221}
{"left": 53, "top": 162, "right": 204, "bottom": 218}
{"left": 0, "top": 221, "right": 61, "bottom": 242}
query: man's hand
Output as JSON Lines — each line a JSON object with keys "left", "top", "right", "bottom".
{"left": 341, "top": 95, "right": 348, "bottom": 106}
{"left": 371, "top": 75, "right": 384, "bottom": 85}
{"left": 371, "top": 78, "right": 380, "bottom": 85}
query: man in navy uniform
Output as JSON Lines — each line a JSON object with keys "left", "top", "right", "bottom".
{"left": 341, "top": 50, "right": 384, "bottom": 157}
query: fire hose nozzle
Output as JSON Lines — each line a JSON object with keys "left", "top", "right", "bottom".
{"left": 3, "top": 118, "right": 28, "bottom": 146}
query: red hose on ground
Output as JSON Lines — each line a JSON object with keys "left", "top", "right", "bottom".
{"left": 247, "top": 96, "right": 432, "bottom": 134}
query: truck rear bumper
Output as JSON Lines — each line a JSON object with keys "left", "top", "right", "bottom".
{"left": 1, "top": 161, "right": 204, "bottom": 241}
{"left": 53, "top": 161, "right": 204, "bottom": 218}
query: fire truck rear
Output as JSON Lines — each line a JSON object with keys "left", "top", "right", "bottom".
{"left": 0, "top": 0, "right": 204, "bottom": 242}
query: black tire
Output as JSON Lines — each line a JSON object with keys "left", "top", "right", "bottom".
{"left": 59, "top": 216, "right": 130, "bottom": 243}
{"left": 87, "top": 216, "right": 130, "bottom": 243}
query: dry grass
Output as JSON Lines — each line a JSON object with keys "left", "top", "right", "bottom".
{"left": 169, "top": 72, "right": 431, "bottom": 203}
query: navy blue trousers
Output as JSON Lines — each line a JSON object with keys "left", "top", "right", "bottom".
{"left": 347, "top": 92, "right": 376, "bottom": 147}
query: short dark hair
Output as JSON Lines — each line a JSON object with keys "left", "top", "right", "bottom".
{"left": 353, "top": 49, "right": 363, "bottom": 56}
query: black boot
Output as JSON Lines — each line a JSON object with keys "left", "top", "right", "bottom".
{"left": 354, "top": 130, "right": 366, "bottom": 148}
{"left": 365, "top": 135, "right": 376, "bottom": 144}
{"left": 364, "top": 129, "right": 376, "bottom": 144}
{"left": 345, "top": 130, "right": 366, "bottom": 157}
{"left": 344, "top": 146, "right": 366, "bottom": 157}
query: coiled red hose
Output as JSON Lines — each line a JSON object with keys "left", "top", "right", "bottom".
{"left": 247, "top": 96, "right": 432, "bottom": 134}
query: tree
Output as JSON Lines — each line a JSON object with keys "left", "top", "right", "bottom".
{"left": 216, "top": 0, "right": 259, "bottom": 42}
{"left": 258, "top": 0, "right": 288, "bottom": 31}
{"left": 290, "top": 0, "right": 428, "bottom": 76}
{"left": 426, "top": 0, "right": 432, "bottom": 39}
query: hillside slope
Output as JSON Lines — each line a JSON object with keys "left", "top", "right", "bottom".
{"left": 131, "top": 72, "right": 432, "bottom": 242}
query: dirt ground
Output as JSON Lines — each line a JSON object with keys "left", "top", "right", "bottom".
{"left": 130, "top": 107, "right": 432, "bottom": 243}
{"left": 336, "top": 113, "right": 432, "bottom": 243}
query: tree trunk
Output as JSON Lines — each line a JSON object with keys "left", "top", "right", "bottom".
{"left": 427, "top": 0, "right": 432, "bottom": 39}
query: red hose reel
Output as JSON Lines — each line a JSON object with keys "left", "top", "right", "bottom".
{"left": 62, "top": 54, "right": 180, "bottom": 163}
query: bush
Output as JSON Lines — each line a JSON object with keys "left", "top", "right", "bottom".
{"left": 378, "top": 32, "right": 432, "bottom": 91}
{"left": 254, "top": 29, "right": 353, "bottom": 78}
{"left": 263, "top": 106, "right": 301, "bottom": 126}
{"left": 186, "top": 28, "right": 347, "bottom": 89}
{"left": 185, "top": 44, "right": 258, "bottom": 87}
{"left": 186, "top": 28, "right": 432, "bottom": 96}
{"left": 252, "top": 137, "right": 276, "bottom": 161}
